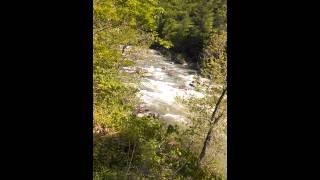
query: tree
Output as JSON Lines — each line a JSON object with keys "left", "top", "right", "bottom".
{"left": 93, "top": 0, "right": 168, "bottom": 178}
{"left": 93, "top": 0, "right": 227, "bottom": 178}
{"left": 198, "top": 30, "right": 227, "bottom": 164}
{"left": 156, "top": 0, "right": 227, "bottom": 62}
{"left": 175, "top": 30, "right": 227, "bottom": 178}
{"left": 198, "top": 86, "right": 227, "bottom": 163}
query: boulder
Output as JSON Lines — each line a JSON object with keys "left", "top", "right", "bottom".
{"left": 172, "top": 53, "right": 187, "bottom": 64}
{"left": 147, "top": 112, "right": 160, "bottom": 119}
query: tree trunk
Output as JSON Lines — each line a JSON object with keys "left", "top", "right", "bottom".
{"left": 210, "top": 87, "right": 227, "bottom": 123}
{"left": 198, "top": 113, "right": 224, "bottom": 164}
{"left": 198, "top": 126, "right": 213, "bottom": 162}
{"left": 198, "top": 86, "right": 227, "bottom": 164}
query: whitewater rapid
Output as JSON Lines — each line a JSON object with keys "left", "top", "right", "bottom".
{"left": 123, "top": 48, "right": 207, "bottom": 124}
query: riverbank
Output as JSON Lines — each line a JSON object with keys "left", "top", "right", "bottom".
{"left": 149, "top": 46, "right": 201, "bottom": 70}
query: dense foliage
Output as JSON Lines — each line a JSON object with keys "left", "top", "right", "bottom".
{"left": 93, "top": 0, "right": 227, "bottom": 179}
{"left": 93, "top": 0, "right": 162, "bottom": 178}
{"left": 179, "top": 20, "right": 227, "bottom": 180}
{"left": 155, "top": 0, "right": 226, "bottom": 62}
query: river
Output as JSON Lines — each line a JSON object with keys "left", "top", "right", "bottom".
{"left": 122, "top": 47, "right": 207, "bottom": 124}
{"left": 122, "top": 47, "right": 227, "bottom": 176}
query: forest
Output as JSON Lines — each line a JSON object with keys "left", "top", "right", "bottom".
{"left": 93, "top": 0, "right": 227, "bottom": 179}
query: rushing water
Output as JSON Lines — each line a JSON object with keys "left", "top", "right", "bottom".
{"left": 123, "top": 48, "right": 207, "bottom": 124}
{"left": 122, "top": 47, "right": 227, "bottom": 176}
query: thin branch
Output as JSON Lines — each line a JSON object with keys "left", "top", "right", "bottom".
{"left": 126, "top": 141, "right": 137, "bottom": 176}
{"left": 126, "top": 140, "right": 131, "bottom": 168}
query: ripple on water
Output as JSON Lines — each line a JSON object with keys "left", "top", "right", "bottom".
{"left": 127, "top": 48, "right": 208, "bottom": 124}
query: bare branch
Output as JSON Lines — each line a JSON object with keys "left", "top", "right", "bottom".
{"left": 126, "top": 141, "right": 137, "bottom": 176}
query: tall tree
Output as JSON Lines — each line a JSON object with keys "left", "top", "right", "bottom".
{"left": 198, "top": 31, "right": 227, "bottom": 164}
